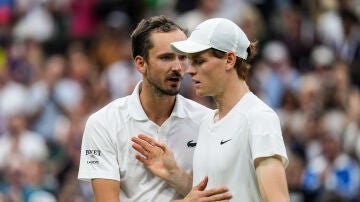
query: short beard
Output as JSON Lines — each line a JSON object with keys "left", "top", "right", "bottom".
{"left": 146, "top": 75, "right": 180, "bottom": 96}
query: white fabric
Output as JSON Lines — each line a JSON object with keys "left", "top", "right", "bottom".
{"left": 193, "top": 92, "right": 288, "bottom": 202}
{"left": 78, "top": 82, "right": 210, "bottom": 201}
{"left": 171, "top": 18, "right": 250, "bottom": 59}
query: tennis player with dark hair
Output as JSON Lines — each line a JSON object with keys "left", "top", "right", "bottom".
{"left": 78, "top": 16, "right": 232, "bottom": 202}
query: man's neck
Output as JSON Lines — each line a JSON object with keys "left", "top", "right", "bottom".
{"left": 139, "top": 83, "right": 176, "bottom": 126}
{"left": 214, "top": 79, "right": 249, "bottom": 120}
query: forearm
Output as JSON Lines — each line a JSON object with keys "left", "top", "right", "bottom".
{"left": 164, "top": 167, "right": 193, "bottom": 196}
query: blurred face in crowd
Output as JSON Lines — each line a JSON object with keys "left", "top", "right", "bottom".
{"left": 7, "top": 114, "right": 26, "bottom": 135}
{"left": 322, "top": 135, "right": 339, "bottom": 163}
{"left": 45, "top": 55, "right": 65, "bottom": 86}
{"left": 140, "top": 29, "right": 188, "bottom": 96}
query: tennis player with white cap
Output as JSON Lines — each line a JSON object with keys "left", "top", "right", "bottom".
{"left": 132, "top": 18, "right": 290, "bottom": 202}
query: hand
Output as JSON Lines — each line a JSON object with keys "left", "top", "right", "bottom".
{"left": 175, "top": 176, "right": 232, "bottom": 202}
{"left": 131, "top": 134, "right": 179, "bottom": 180}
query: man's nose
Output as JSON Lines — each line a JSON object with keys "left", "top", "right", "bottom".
{"left": 186, "top": 63, "right": 195, "bottom": 75}
{"left": 172, "top": 57, "right": 184, "bottom": 71}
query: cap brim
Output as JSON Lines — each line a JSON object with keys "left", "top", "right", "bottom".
{"left": 171, "top": 40, "right": 211, "bottom": 55}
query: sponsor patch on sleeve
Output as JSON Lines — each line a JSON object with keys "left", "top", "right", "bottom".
{"left": 85, "top": 150, "right": 101, "bottom": 164}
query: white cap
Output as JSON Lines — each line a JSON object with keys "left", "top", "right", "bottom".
{"left": 311, "top": 45, "right": 334, "bottom": 67}
{"left": 171, "top": 18, "right": 250, "bottom": 59}
{"left": 263, "top": 41, "right": 288, "bottom": 63}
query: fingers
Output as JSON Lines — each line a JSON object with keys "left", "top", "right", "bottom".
{"left": 135, "top": 153, "right": 148, "bottom": 164}
{"left": 194, "top": 176, "right": 208, "bottom": 191}
{"left": 132, "top": 134, "right": 168, "bottom": 154}
{"left": 137, "top": 134, "right": 169, "bottom": 152}
{"left": 206, "top": 191, "right": 232, "bottom": 201}
{"left": 204, "top": 186, "right": 230, "bottom": 198}
{"left": 132, "top": 143, "right": 147, "bottom": 156}
{"left": 131, "top": 134, "right": 167, "bottom": 163}
{"left": 131, "top": 136, "right": 153, "bottom": 152}
{"left": 138, "top": 134, "right": 158, "bottom": 147}
{"left": 212, "top": 200, "right": 231, "bottom": 202}
{"left": 186, "top": 184, "right": 232, "bottom": 202}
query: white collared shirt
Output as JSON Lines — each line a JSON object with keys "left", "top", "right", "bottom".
{"left": 193, "top": 92, "right": 288, "bottom": 202}
{"left": 78, "top": 82, "right": 210, "bottom": 201}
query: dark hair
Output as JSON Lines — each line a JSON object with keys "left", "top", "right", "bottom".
{"left": 210, "top": 41, "right": 257, "bottom": 80}
{"left": 131, "top": 15, "right": 187, "bottom": 62}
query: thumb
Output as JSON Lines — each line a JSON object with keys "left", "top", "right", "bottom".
{"left": 194, "top": 176, "right": 208, "bottom": 191}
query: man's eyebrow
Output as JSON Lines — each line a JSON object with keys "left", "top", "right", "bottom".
{"left": 189, "top": 54, "right": 202, "bottom": 60}
{"left": 157, "top": 52, "right": 175, "bottom": 57}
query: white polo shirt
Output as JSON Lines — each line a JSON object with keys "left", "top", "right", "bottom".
{"left": 78, "top": 82, "right": 210, "bottom": 201}
{"left": 193, "top": 92, "right": 288, "bottom": 202}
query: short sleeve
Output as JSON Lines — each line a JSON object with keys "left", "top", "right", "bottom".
{"left": 78, "top": 114, "right": 120, "bottom": 181}
{"left": 249, "top": 110, "right": 289, "bottom": 168}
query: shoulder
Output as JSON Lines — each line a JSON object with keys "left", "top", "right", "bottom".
{"left": 235, "top": 93, "right": 281, "bottom": 132}
{"left": 242, "top": 93, "right": 279, "bottom": 120}
{"left": 86, "top": 96, "right": 130, "bottom": 128}
{"left": 82, "top": 97, "right": 132, "bottom": 147}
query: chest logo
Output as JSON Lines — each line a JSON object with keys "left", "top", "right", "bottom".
{"left": 220, "top": 139, "right": 232, "bottom": 145}
{"left": 187, "top": 140, "right": 197, "bottom": 147}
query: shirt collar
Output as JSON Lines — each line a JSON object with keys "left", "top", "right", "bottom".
{"left": 128, "top": 81, "right": 186, "bottom": 121}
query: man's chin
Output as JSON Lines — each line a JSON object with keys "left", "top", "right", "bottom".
{"left": 158, "top": 86, "right": 180, "bottom": 96}
{"left": 165, "top": 89, "right": 180, "bottom": 96}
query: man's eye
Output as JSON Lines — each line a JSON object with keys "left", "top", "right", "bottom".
{"left": 161, "top": 56, "right": 172, "bottom": 61}
{"left": 179, "top": 55, "right": 187, "bottom": 61}
{"left": 191, "top": 60, "right": 204, "bottom": 65}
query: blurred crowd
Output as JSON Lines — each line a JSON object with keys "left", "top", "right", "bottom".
{"left": 0, "top": 0, "right": 359, "bottom": 201}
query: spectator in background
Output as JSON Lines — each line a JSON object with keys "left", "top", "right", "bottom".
{"left": 97, "top": 11, "right": 141, "bottom": 100}
{"left": 12, "top": 1, "right": 55, "bottom": 43}
{"left": 302, "top": 135, "right": 360, "bottom": 201}
{"left": 286, "top": 153, "right": 306, "bottom": 202}
{"left": 0, "top": 113, "right": 52, "bottom": 201}
{"left": 271, "top": 5, "right": 315, "bottom": 71}
{"left": 336, "top": 9, "right": 360, "bottom": 64}
{"left": 26, "top": 55, "right": 82, "bottom": 141}
{"left": 176, "top": 0, "right": 221, "bottom": 31}
{"left": 236, "top": 3, "right": 266, "bottom": 43}
{"left": 343, "top": 88, "right": 360, "bottom": 160}
{"left": 310, "top": 45, "right": 335, "bottom": 78}
{"left": 0, "top": 0, "right": 13, "bottom": 46}
{"left": 0, "top": 63, "right": 27, "bottom": 135}
{"left": 66, "top": 42, "right": 109, "bottom": 110}
{"left": 276, "top": 89, "right": 305, "bottom": 160}
{"left": 7, "top": 40, "right": 44, "bottom": 85}
{"left": 253, "top": 41, "right": 300, "bottom": 109}
{"left": 0, "top": 113, "right": 48, "bottom": 169}
{"left": 68, "top": 0, "right": 99, "bottom": 40}
{"left": 338, "top": 8, "right": 360, "bottom": 87}
{"left": 315, "top": 0, "right": 344, "bottom": 49}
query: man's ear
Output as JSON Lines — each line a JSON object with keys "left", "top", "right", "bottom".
{"left": 225, "top": 52, "right": 236, "bottom": 71}
{"left": 134, "top": 55, "right": 146, "bottom": 74}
